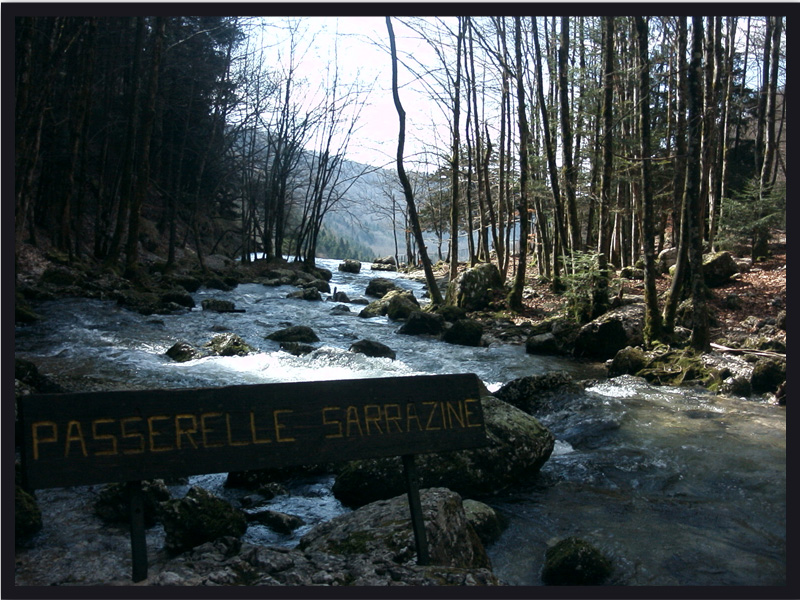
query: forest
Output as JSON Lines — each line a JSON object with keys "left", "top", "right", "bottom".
{"left": 14, "top": 14, "right": 787, "bottom": 351}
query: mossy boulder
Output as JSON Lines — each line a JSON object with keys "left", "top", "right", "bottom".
{"left": 245, "top": 509, "right": 305, "bottom": 534}
{"left": 573, "top": 304, "right": 645, "bottom": 360}
{"left": 205, "top": 333, "right": 253, "bottom": 356}
{"left": 750, "top": 357, "right": 786, "bottom": 394}
{"left": 165, "top": 341, "right": 204, "bottom": 362}
{"left": 703, "top": 251, "right": 739, "bottom": 287}
{"left": 607, "top": 346, "right": 648, "bottom": 377}
{"left": 348, "top": 339, "right": 396, "bottom": 360}
{"left": 94, "top": 480, "right": 171, "bottom": 527}
{"left": 160, "top": 486, "right": 248, "bottom": 555}
{"left": 445, "top": 262, "right": 505, "bottom": 311}
{"left": 493, "top": 371, "right": 582, "bottom": 415}
{"left": 299, "top": 488, "right": 490, "bottom": 569}
{"left": 358, "top": 290, "right": 415, "bottom": 319}
{"left": 541, "top": 537, "right": 613, "bottom": 585}
{"left": 386, "top": 291, "right": 420, "bottom": 320}
{"left": 201, "top": 298, "right": 237, "bottom": 313}
{"left": 15, "top": 485, "right": 42, "bottom": 545}
{"left": 462, "top": 499, "right": 507, "bottom": 546}
{"left": 365, "top": 277, "right": 400, "bottom": 298}
{"left": 437, "top": 305, "right": 468, "bottom": 323}
{"left": 332, "top": 392, "right": 554, "bottom": 507}
{"left": 442, "top": 318, "right": 484, "bottom": 347}
{"left": 398, "top": 310, "right": 446, "bottom": 336}
{"left": 265, "top": 325, "right": 320, "bottom": 343}
{"left": 338, "top": 259, "right": 362, "bottom": 274}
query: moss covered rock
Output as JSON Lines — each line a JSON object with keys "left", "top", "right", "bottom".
{"left": 15, "top": 485, "right": 42, "bottom": 545}
{"left": 386, "top": 291, "right": 420, "bottom": 320}
{"left": 442, "top": 318, "right": 484, "bottom": 347}
{"left": 300, "top": 488, "right": 490, "bottom": 569}
{"left": 751, "top": 357, "right": 786, "bottom": 394}
{"left": 266, "top": 325, "right": 320, "bottom": 343}
{"left": 205, "top": 333, "right": 253, "bottom": 356}
{"left": 348, "top": 339, "right": 396, "bottom": 360}
{"left": 445, "top": 262, "right": 505, "bottom": 311}
{"left": 541, "top": 537, "right": 612, "bottom": 585}
{"left": 332, "top": 393, "right": 554, "bottom": 507}
{"left": 365, "top": 277, "right": 400, "bottom": 298}
{"left": 94, "top": 480, "right": 171, "bottom": 527}
{"left": 160, "top": 486, "right": 248, "bottom": 555}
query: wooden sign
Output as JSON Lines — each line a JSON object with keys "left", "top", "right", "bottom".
{"left": 18, "top": 373, "right": 488, "bottom": 490}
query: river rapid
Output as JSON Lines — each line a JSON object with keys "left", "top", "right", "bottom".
{"left": 14, "top": 258, "right": 786, "bottom": 586}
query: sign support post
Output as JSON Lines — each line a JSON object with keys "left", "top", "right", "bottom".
{"left": 402, "top": 454, "right": 430, "bottom": 566}
{"left": 128, "top": 480, "right": 148, "bottom": 582}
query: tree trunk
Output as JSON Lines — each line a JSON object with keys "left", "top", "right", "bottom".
{"left": 598, "top": 16, "right": 615, "bottom": 261}
{"left": 125, "top": 17, "right": 165, "bottom": 276}
{"left": 559, "top": 16, "right": 581, "bottom": 252}
{"left": 532, "top": 16, "right": 566, "bottom": 290}
{"left": 448, "top": 17, "right": 464, "bottom": 281}
{"left": 664, "top": 17, "right": 689, "bottom": 332}
{"left": 635, "top": 17, "right": 663, "bottom": 344}
{"left": 386, "top": 17, "right": 444, "bottom": 306}
{"left": 507, "top": 16, "right": 530, "bottom": 312}
{"left": 687, "top": 17, "right": 710, "bottom": 352}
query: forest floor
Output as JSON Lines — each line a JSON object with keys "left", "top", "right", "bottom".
{"left": 425, "top": 230, "right": 787, "bottom": 343}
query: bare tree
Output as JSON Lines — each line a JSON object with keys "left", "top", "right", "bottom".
{"left": 386, "top": 16, "right": 444, "bottom": 305}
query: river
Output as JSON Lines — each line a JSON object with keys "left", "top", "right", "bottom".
{"left": 14, "top": 258, "right": 786, "bottom": 586}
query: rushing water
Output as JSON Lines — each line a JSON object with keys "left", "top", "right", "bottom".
{"left": 14, "top": 258, "right": 786, "bottom": 586}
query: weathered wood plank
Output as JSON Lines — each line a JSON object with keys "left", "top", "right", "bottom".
{"left": 19, "top": 374, "right": 488, "bottom": 490}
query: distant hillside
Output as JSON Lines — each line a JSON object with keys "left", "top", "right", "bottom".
{"left": 321, "top": 161, "right": 400, "bottom": 259}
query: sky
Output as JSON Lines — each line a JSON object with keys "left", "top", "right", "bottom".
{"left": 249, "top": 16, "right": 455, "bottom": 170}
{"left": 247, "top": 15, "right": 783, "bottom": 171}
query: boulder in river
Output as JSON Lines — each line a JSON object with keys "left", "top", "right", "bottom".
{"left": 541, "top": 537, "right": 613, "bottom": 585}
{"left": 442, "top": 318, "right": 485, "bottom": 347}
{"left": 15, "top": 485, "right": 42, "bottom": 546}
{"left": 445, "top": 262, "right": 505, "bottom": 311}
{"left": 245, "top": 509, "right": 305, "bottom": 535}
{"left": 201, "top": 298, "right": 239, "bottom": 313}
{"left": 348, "top": 339, "right": 396, "bottom": 360}
{"left": 205, "top": 333, "right": 253, "bottom": 356}
{"left": 286, "top": 287, "right": 322, "bottom": 301}
{"left": 365, "top": 277, "right": 400, "bottom": 298}
{"left": 338, "top": 259, "right": 362, "bottom": 274}
{"left": 165, "top": 341, "right": 203, "bottom": 362}
{"left": 299, "top": 487, "right": 490, "bottom": 570}
{"left": 331, "top": 392, "right": 555, "bottom": 507}
{"left": 397, "top": 310, "right": 445, "bottom": 336}
{"left": 160, "top": 486, "right": 248, "bottom": 555}
{"left": 493, "top": 371, "right": 583, "bottom": 415}
{"left": 573, "top": 303, "right": 645, "bottom": 360}
{"left": 462, "top": 499, "right": 507, "bottom": 546}
{"left": 94, "top": 480, "right": 170, "bottom": 527}
{"left": 266, "top": 325, "right": 320, "bottom": 343}
{"left": 386, "top": 291, "right": 420, "bottom": 320}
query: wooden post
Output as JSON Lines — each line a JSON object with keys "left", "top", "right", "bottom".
{"left": 128, "top": 480, "right": 148, "bottom": 582}
{"left": 402, "top": 454, "right": 430, "bottom": 566}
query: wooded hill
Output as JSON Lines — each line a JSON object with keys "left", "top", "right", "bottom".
{"left": 14, "top": 15, "right": 786, "bottom": 350}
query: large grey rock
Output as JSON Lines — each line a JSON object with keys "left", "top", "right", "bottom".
{"left": 445, "top": 262, "right": 505, "bottom": 311}
{"left": 462, "top": 499, "right": 506, "bottom": 546}
{"left": 160, "top": 487, "right": 248, "bottom": 555}
{"left": 299, "top": 488, "right": 490, "bottom": 570}
{"left": 397, "top": 311, "right": 445, "bottom": 336}
{"left": 266, "top": 325, "right": 320, "bottom": 343}
{"left": 541, "top": 537, "right": 613, "bottom": 585}
{"left": 349, "top": 339, "right": 396, "bottom": 360}
{"left": 332, "top": 393, "right": 554, "bottom": 507}
{"left": 358, "top": 290, "right": 415, "bottom": 319}
{"left": 493, "top": 371, "right": 582, "bottom": 415}
{"left": 338, "top": 259, "right": 362, "bottom": 274}
{"left": 442, "top": 318, "right": 484, "bottom": 347}
{"left": 365, "top": 278, "right": 400, "bottom": 298}
{"left": 205, "top": 333, "right": 253, "bottom": 356}
{"left": 386, "top": 292, "right": 420, "bottom": 320}
{"left": 165, "top": 341, "right": 203, "bottom": 363}
{"left": 703, "top": 251, "right": 740, "bottom": 287}
{"left": 573, "top": 304, "right": 645, "bottom": 360}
